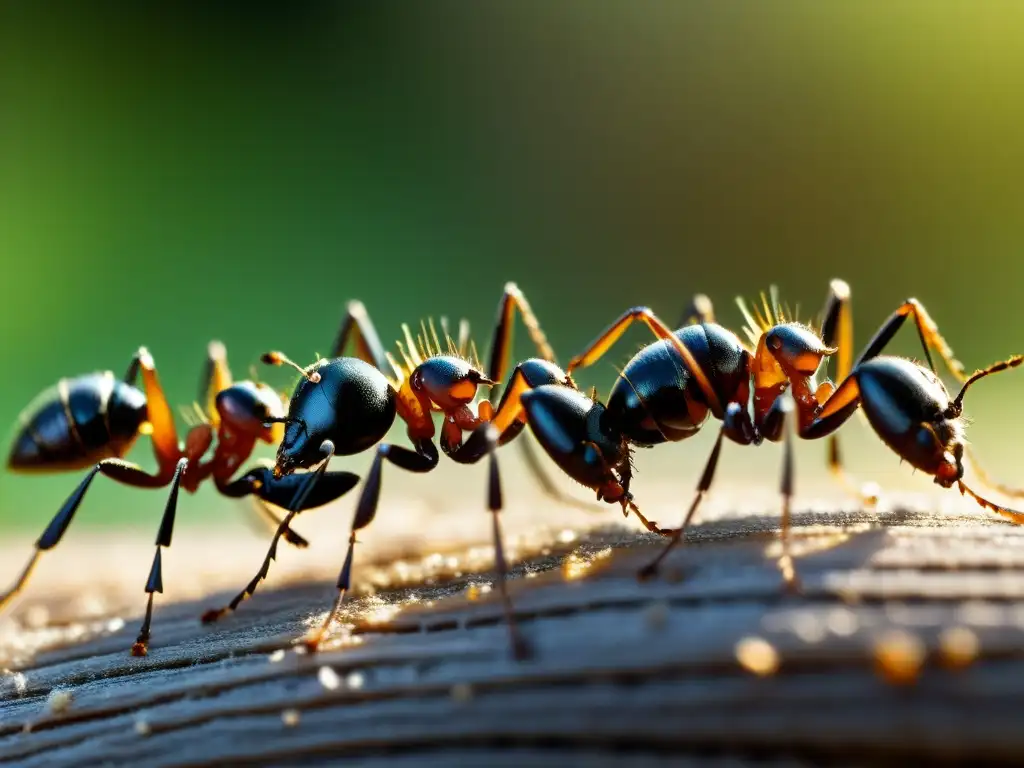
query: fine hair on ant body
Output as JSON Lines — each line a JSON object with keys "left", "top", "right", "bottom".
{"left": 542, "top": 280, "right": 1024, "bottom": 585}
{"left": 2, "top": 342, "right": 359, "bottom": 656}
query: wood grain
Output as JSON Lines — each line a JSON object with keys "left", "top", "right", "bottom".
{"left": 2, "top": 496, "right": 1024, "bottom": 767}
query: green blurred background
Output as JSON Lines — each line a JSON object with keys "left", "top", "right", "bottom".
{"left": 1, "top": 2, "right": 1022, "bottom": 534}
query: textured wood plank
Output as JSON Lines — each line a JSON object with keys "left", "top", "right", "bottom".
{"left": 2, "top": 493, "right": 1024, "bottom": 767}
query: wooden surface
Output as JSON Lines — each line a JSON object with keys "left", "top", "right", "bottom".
{"left": 2, "top": 493, "right": 1024, "bottom": 767}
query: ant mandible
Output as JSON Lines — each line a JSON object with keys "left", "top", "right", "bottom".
{"left": 1, "top": 342, "right": 359, "bottom": 656}
{"left": 512, "top": 280, "right": 1023, "bottom": 585}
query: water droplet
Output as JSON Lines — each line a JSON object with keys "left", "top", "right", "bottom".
{"left": 346, "top": 671, "right": 365, "bottom": 689}
{"left": 318, "top": 666, "right": 341, "bottom": 690}
{"left": 938, "top": 626, "right": 979, "bottom": 670}
{"left": 735, "top": 637, "right": 780, "bottom": 677}
{"left": 873, "top": 629, "right": 926, "bottom": 685}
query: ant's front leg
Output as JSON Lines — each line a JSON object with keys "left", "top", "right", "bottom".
{"left": 201, "top": 442, "right": 350, "bottom": 624}
{"left": 216, "top": 461, "right": 360, "bottom": 549}
{"left": 302, "top": 438, "right": 440, "bottom": 651}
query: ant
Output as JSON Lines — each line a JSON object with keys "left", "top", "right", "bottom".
{"left": 1, "top": 342, "right": 359, "bottom": 656}
{"left": 492, "top": 280, "right": 1023, "bottom": 586}
{"left": 201, "top": 284, "right": 651, "bottom": 660}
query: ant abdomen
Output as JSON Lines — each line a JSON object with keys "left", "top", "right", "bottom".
{"left": 8, "top": 373, "right": 147, "bottom": 472}
{"left": 606, "top": 324, "right": 749, "bottom": 446}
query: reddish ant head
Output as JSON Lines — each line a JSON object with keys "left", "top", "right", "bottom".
{"left": 856, "top": 358, "right": 965, "bottom": 486}
{"left": 410, "top": 356, "right": 496, "bottom": 413}
{"left": 216, "top": 382, "right": 286, "bottom": 443}
{"left": 764, "top": 324, "right": 835, "bottom": 375}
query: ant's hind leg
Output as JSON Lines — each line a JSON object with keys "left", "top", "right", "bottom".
{"left": 0, "top": 459, "right": 168, "bottom": 614}
{"left": 132, "top": 458, "right": 189, "bottom": 657}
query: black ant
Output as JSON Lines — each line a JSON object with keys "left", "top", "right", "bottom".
{"left": 201, "top": 284, "right": 654, "bottom": 660}
{"left": 2, "top": 342, "right": 359, "bottom": 656}
{"left": 488, "top": 280, "right": 1023, "bottom": 585}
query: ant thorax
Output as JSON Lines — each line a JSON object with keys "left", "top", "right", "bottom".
{"left": 737, "top": 289, "right": 837, "bottom": 432}
{"left": 389, "top": 319, "right": 494, "bottom": 441}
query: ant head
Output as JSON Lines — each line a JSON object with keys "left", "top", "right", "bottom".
{"left": 764, "top": 324, "right": 835, "bottom": 375}
{"left": 520, "top": 385, "right": 629, "bottom": 494}
{"left": 215, "top": 382, "right": 286, "bottom": 443}
{"left": 410, "top": 356, "right": 496, "bottom": 413}
{"left": 856, "top": 358, "right": 966, "bottom": 484}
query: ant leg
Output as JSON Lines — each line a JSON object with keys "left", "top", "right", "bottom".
{"left": 516, "top": 434, "right": 607, "bottom": 514}
{"left": 486, "top": 282, "right": 557, "bottom": 393}
{"left": 0, "top": 458, "right": 170, "bottom": 613}
{"left": 851, "top": 299, "right": 965, "bottom": 382}
{"left": 638, "top": 427, "right": 726, "bottom": 579}
{"left": 201, "top": 441, "right": 343, "bottom": 623}
{"left": 199, "top": 340, "right": 233, "bottom": 425}
{"left": 484, "top": 429, "right": 531, "bottom": 660}
{"left": 132, "top": 458, "right": 188, "bottom": 657}
{"left": 777, "top": 397, "right": 800, "bottom": 591}
{"left": 817, "top": 281, "right": 876, "bottom": 503}
{"left": 677, "top": 294, "right": 715, "bottom": 327}
{"left": 567, "top": 307, "right": 723, "bottom": 416}
{"left": 331, "top": 300, "right": 397, "bottom": 378}
{"left": 426, "top": 426, "right": 530, "bottom": 658}
{"left": 801, "top": 375, "right": 863, "bottom": 440}
{"left": 820, "top": 279, "right": 853, "bottom": 383}
{"left": 954, "top": 355, "right": 1024, "bottom": 499}
{"left": 135, "top": 347, "right": 184, "bottom": 477}
{"left": 475, "top": 285, "right": 599, "bottom": 511}
{"left": 215, "top": 460, "right": 328, "bottom": 549}
{"left": 303, "top": 439, "right": 439, "bottom": 651}
{"left": 124, "top": 350, "right": 143, "bottom": 385}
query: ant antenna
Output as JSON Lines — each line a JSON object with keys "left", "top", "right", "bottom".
{"left": 951, "top": 355, "right": 1022, "bottom": 413}
{"left": 957, "top": 481, "right": 1024, "bottom": 524}
{"left": 944, "top": 354, "right": 1024, "bottom": 521}
{"left": 261, "top": 351, "right": 322, "bottom": 384}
